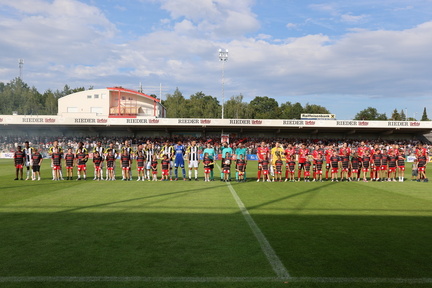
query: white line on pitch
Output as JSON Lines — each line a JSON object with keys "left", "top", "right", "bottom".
{"left": 1, "top": 276, "right": 432, "bottom": 283}
{"left": 216, "top": 164, "right": 290, "bottom": 278}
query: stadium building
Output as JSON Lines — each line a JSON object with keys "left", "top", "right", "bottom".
{"left": 0, "top": 86, "right": 431, "bottom": 141}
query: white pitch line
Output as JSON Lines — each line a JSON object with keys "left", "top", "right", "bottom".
{"left": 1, "top": 276, "right": 432, "bottom": 283}
{"left": 216, "top": 163, "right": 290, "bottom": 278}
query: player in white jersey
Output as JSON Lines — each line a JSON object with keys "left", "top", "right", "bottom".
{"left": 187, "top": 141, "right": 200, "bottom": 181}
{"left": 145, "top": 143, "right": 156, "bottom": 181}
{"left": 23, "top": 141, "right": 35, "bottom": 180}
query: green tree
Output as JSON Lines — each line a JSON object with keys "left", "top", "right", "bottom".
{"left": 421, "top": 107, "right": 430, "bottom": 121}
{"left": 249, "top": 96, "right": 280, "bottom": 119}
{"left": 162, "top": 88, "right": 189, "bottom": 117}
{"left": 391, "top": 109, "right": 402, "bottom": 120}
{"left": 224, "top": 94, "right": 250, "bottom": 119}
{"left": 400, "top": 109, "right": 406, "bottom": 121}
{"left": 280, "top": 102, "right": 303, "bottom": 119}
{"left": 188, "top": 91, "right": 221, "bottom": 118}
{"left": 354, "top": 107, "right": 387, "bottom": 120}
{"left": 43, "top": 89, "right": 58, "bottom": 115}
{"left": 303, "top": 103, "right": 331, "bottom": 114}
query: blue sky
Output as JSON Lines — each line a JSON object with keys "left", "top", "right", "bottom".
{"left": 1, "top": 0, "right": 432, "bottom": 119}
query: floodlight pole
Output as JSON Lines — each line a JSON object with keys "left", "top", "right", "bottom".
{"left": 218, "top": 49, "right": 228, "bottom": 119}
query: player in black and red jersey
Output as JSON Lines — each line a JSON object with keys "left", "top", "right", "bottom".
{"left": 340, "top": 151, "right": 350, "bottom": 181}
{"left": 362, "top": 150, "right": 371, "bottom": 182}
{"left": 93, "top": 151, "right": 103, "bottom": 181}
{"left": 151, "top": 155, "right": 158, "bottom": 181}
{"left": 64, "top": 148, "right": 75, "bottom": 180}
{"left": 387, "top": 150, "right": 398, "bottom": 182}
{"left": 330, "top": 151, "right": 340, "bottom": 182}
{"left": 31, "top": 148, "right": 43, "bottom": 181}
{"left": 105, "top": 149, "right": 116, "bottom": 181}
{"left": 417, "top": 151, "right": 428, "bottom": 182}
{"left": 274, "top": 155, "right": 283, "bottom": 182}
{"left": 350, "top": 152, "right": 361, "bottom": 182}
{"left": 51, "top": 147, "right": 62, "bottom": 181}
{"left": 203, "top": 153, "right": 213, "bottom": 182}
{"left": 136, "top": 151, "right": 145, "bottom": 181}
{"left": 236, "top": 154, "right": 247, "bottom": 182}
{"left": 314, "top": 154, "right": 324, "bottom": 182}
{"left": 13, "top": 146, "right": 25, "bottom": 180}
{"left": 303, "top": 156, "right": 312, "bottom": 182}
{"left": 397, "top": 149, "right": 406, "bottom": 182}
{"left": 161, "top": 154, "right": 171, "bottom": 181}
{"left": 259, "top": 155, "right": 270, "bottom": 182}
{"left": 371, "top": 149, "right": 382, "bottom": 181}
{"left": 121, "top": 149, "right": 132, "bottom": 181}
{"left": 380, "top": 149, "right": 389, "bottom": 181}
{"left": 285, "top": 155, "right": 296, "bottom": 182}
{"left": 76, "top": 148, "right": 88, "bottom": 180}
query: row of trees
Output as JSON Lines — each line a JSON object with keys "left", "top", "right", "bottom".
{"left": 0, "top": 78, "right": 85, "bottom": 115}
{"left": 354, "top": 107, "right": 430, "bottom": 121}
{"left": 0, "top": 78, "right": 430, "bottom": 121}
{"left": 161, "top": 88, "right": 330, "bottom": 119}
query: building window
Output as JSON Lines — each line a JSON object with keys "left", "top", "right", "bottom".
{"left": 91, "top": 107, "right": 103, "bottom": 114}
{"left": 87, "top": 95, "right": 92, "bottom": 99}
{"left": 94, "top": 94, "right": 99, "bottom": 99}
{"left": 67, "top": 107, "right": 78, "bottom": 113}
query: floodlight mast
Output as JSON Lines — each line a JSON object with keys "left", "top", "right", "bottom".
{"left": 19, "top": 59, "right": 24, "bottom": 79}
{"left": 218, "top": 49, "right": 228, "bottom": 119}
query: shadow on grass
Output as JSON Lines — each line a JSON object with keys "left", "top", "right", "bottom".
{"left": 0, "top": 212, "right": 431, "bottom": 280}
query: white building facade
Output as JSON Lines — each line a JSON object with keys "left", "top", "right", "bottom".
{"left": 58, "top": 87, "right": 166, "bottom": 118}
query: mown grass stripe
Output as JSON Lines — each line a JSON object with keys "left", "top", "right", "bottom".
{"left": 1, "top": 276, "right": 432, "bottom": 283}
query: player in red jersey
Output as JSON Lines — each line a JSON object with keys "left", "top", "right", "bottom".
{"left": 297, "top": 144, "right": 309, "bottom": 181}
{"left": 325, "top": 145, "right": 334, "bottom": 180}
{"left": 416, "top": 143, "right": 428, "bottom": 157}
{"left": 284, "top": 143, "right": 296, "bottom": 161}
{"left": 13, "top": 146, "right": 25, "bottom": 180}
{"left": 256, "top": 142, "right": 269, "bottom": 181}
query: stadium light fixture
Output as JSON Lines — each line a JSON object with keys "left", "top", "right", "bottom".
{"left": 218, "top": 48, "right": 228, "bottom": 119}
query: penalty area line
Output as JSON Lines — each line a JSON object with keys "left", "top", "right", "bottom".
{"left": 1, "top": 276, "right": 432, "bottom": 284}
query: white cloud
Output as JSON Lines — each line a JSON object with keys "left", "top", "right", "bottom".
{"left": 340, "top": 13, "right": 368, "bottom": 23}
{"left": 286, "top": 23, "right": 298, "bottom": 29}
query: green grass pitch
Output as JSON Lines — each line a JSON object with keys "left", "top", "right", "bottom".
{"left": 0, "top": 159, "right": 431, "bottom": 288}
